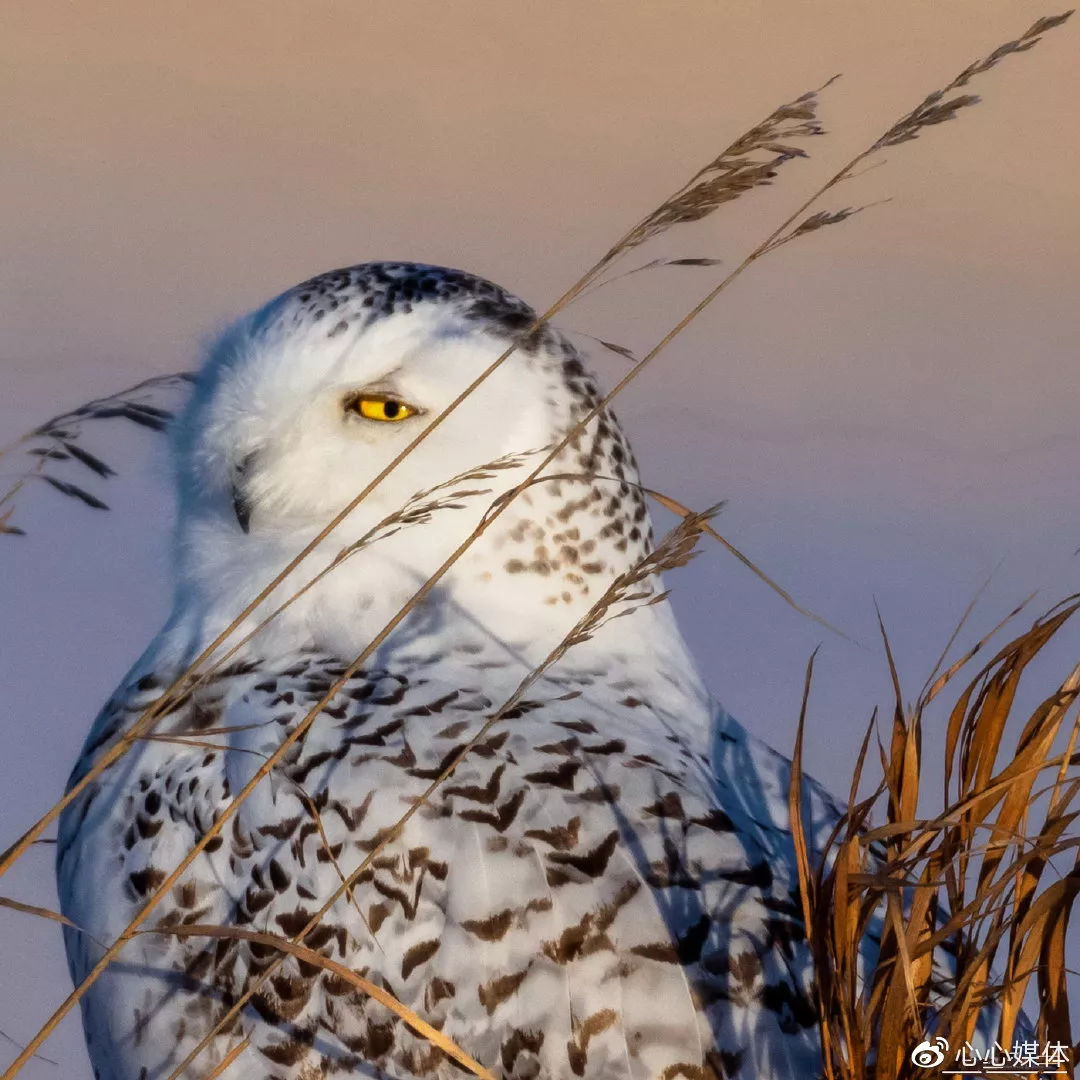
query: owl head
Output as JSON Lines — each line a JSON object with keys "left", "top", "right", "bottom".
{"left": 168, "top": 263, "right": 655, "bottom": 659}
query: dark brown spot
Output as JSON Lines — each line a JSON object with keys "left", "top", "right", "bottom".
{"left": 478, "top": 967, "right": 529, "bottom": 1015}
{"left": 535, "top": 737, "right": 579, "bottom": 756}
{"left": 425, "top": 976, "right": 456, "bottom": 1010}
{"left": 435, "top": 720, "right": 470, "bottom": 739}
{"left": 525, "top": 816, "right": 581, "bottom": 851}
{"left": 461, "top": 909, "right": 515, "bottom": 942}
{"left": 577, "top": 782, "right": 622, "bottom": 804}
{"left": 566, "top": 1008, "right": 617, "bottom": 1077}
{"left": 128, "top": 867, "right": 166, "bottom": 896}
{"left": 401, "top": 938, "right": 441, "bottom": 980}
{"left": 547, "top": 830, "right": 619, "bottom": 879}
{"left": 257, "top": 815, "right": 302, "bottom": 841}
{"left": 523, "top": 760, "right": 581, "bottom": 790}
{"left": 396, "top": 690, "right": 460, "bottom": 718}
{"left": 501, "top": 1028, "right": 545, "bottom": 1074}
{"left": 445, "top": 764, "right": 505, "bottom": 805}
{"left": 460, "top": 788, "right": 526, "bottom": 833}
{"left": 554, "top": 719, "right": 597, "bottom": 735}
{"left": 643, "top": 792, "right": 687, "bottom": 820}
{"left": 258, "top": 1039, "right": 307, "bottom": 1067}
{"left": 245, "top": 886, "right": 274, "bottom": 914}
{"left": 268, "top": 858, "right": 291, "bottom": 892}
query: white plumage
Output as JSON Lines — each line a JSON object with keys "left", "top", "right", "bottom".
{"left": 57, "top": 263, "right": 840, "bottom": 1080}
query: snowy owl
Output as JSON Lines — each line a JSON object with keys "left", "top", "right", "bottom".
{"left": 57, "top": 263, "right": 840, "bottom": 1080}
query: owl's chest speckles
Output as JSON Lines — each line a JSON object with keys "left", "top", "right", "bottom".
{"left": 60, "top": 641, "right": 822, "bottom": 1080}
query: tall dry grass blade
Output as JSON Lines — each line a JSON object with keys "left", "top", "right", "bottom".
{"left": 807, "top": 586, "right": 1080, "bottom": 1078}
{"left": 0, "top": 896, "right": 79, "bottom": 932}
{"left": 918, "top": 561, "right": 1003, "bottom": 705}
{"left": 922, "top": 593, "right": 1036, "bottom": 709}
{"left": 1049, "top": 707, "right": 1080, "bottom": 819}
{"left": 789, "top": 650, "right": 837, "bottom": 1078}
{"left": 877, "top": 892, "right": 921, "bottom": 1078}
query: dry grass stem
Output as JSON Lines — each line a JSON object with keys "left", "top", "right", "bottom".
{"left": 645, "top": 486, "right": 851, "bottom": 641}
{"left": 604, "top": 78, "right": 834, "bottom": 259}
{"left": 0, "top": 895, "right": 80, "bottom": 933}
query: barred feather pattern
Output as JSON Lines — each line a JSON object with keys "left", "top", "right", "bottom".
{"left": 58, "top": 633, "right": 838, "bottom": 1080}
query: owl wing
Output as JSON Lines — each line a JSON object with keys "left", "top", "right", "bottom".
{"left": 58, "top": 642, "right": 827, "bottom": 1080}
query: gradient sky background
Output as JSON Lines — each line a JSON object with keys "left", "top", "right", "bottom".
{"left": 1, "top": 2, "right": 1078, "bottom": 1074}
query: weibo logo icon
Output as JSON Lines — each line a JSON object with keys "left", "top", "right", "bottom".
{"left": 910, "top": 1037, "right": 949, "bottom": 1067}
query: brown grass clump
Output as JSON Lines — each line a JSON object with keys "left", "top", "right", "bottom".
{"left": 0, "top": 10, "right": 1075, "bottom": 1080}
{"left": 790, "top": 597, "right": 1080, "bottom": 1079}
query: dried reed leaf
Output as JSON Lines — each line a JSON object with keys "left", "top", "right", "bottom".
{"left": 41, "top": 476, "right": 109, "bottom": 511}
{"left": 0, "top": 896, "right": 79, "bottom": 932}
{"left": 922, "top": 592, "right": 1035, "bottom": 708}
{"left": 646, "top": 487, "right": 851, "bottom": 640}
{"left": 789, "top": 650, "right": 832, "bottom": 1070}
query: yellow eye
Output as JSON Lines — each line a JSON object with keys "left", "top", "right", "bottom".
{"left": 346, "top": 396, "right": 418, "bottom": 423}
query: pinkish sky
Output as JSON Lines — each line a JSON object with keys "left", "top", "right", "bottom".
{"left": 1, "top": 2, "right": 1078, "bottom": 1074}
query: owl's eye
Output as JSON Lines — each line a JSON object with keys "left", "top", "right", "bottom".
{"left": 344, "top": 395, "right": 419, "bottom": 423}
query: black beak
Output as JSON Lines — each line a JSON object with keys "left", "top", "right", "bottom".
{"left": 231, "top": 483, "right": 253, "bottom": 534}
{"left": 231, "top": 452, "right": 258, "bottom": 534}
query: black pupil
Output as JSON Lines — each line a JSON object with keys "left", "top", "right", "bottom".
{"left": 383, "top": 401, "right": 401, "bottom": 418}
